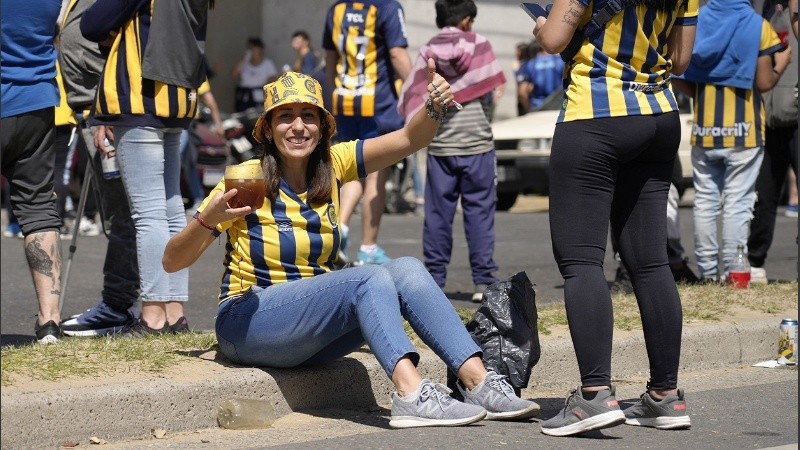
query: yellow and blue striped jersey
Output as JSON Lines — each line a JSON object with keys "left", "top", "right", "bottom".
{"left": 88, "top": 1, "right": 198, "bottom": 128}
{"left": 322, "top": 0, "right": 408, "bottom": 118}
{"left": 690, "top": 20, "right": 782, "bottom": 149}
{"left": 202, "top": 140, "right": 366, "bottom": 301}
{"left": 559, "top": 0, "right": 699, "bottom": 123}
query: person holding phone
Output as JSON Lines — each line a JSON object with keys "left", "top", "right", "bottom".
{"left": 162, "top": 70, "right": 539, "bottom": 429}
{"left": 530, "top": 0, "right": 697, "bottom": 437}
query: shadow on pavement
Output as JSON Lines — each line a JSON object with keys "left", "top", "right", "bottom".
{"left": 0, "top": 334, "right": 34, "bottom": 347}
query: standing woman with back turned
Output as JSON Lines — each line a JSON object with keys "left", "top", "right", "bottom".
{"left": 532, "top": 0, "right": 696, "bottom": 437}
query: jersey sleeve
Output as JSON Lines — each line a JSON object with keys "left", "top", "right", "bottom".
{"left": 675, "top": 0, "right": 698, "bottom": 26}
{"left": 379, "top": 1, "right": 408, "bottom": 49}
{"left": 760, "top": 17, "right": 784, "bottom": 56}
{"left": 322, "top": 5, "right": 336, "bottom": 51}
{"left": 330, "top": 140, "right": 366, "bottom": 184}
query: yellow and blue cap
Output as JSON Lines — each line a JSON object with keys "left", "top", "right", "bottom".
{"left": 252, "top": 72, "right": 336, "bottom": 143}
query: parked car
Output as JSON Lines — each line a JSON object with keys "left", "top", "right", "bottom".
{"left": 491, "top": 89, "right": 694, "bottom": 210}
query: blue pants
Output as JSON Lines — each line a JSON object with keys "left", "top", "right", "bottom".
{"left": 423, "top": 151, "right": 498, "bottom": 287}
{"left": 214, "top": 257, "right": 481, "bottom": 378}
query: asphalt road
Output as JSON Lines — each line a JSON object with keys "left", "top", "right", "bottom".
{"left": 98, "top": 364, "right": 798, "bottom": 449}
{"left": 1, "top": 196, "right": 798, "bottom": 345}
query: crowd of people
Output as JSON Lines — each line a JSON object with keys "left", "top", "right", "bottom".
{"left": 1, "top": 0, "right": 797, "bottom": 437}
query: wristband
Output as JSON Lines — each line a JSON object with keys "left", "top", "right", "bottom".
{"left": 193, "top": 211, "right": 215, "bottom": 232}
{"left": 425, "top": 98, "right": 448, "bottom": 124}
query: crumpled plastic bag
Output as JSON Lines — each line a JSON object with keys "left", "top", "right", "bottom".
{"left": 449, "top": 271, "right": 540, "bottom": 396}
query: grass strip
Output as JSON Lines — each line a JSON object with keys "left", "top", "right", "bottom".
{"left": 2, "top": 282, "right": 795, "bottom": 386}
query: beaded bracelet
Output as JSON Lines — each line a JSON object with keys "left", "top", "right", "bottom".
{"left": 193, "top": 211, "right": 215, "bottom": 232}
{"left": 425, "top": 98, "right": 448, "bottom": 124}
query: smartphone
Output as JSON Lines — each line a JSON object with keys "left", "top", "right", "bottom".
{"left": 520, "top": 2, "right": 549, "bottom": 20}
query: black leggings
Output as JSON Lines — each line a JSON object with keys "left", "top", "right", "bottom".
{"left": 549, "top": 112, "right": 683, "bottom": 390}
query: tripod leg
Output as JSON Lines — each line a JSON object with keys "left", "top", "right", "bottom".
{"left": 58, "top": 146, "right": 94, "bottom": 315}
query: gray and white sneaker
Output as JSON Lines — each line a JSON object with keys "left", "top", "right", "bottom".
{"left": 459, "top": 371, "right": 540, "bottom": 420}
{"left": 389, "top": 379, "right": 487, "bottom": 429}
{"left": 541, "top": 386, "right": 626, "bottom": 436}
{"left": 624, "top": 389, "right": 691, "bottom": 430}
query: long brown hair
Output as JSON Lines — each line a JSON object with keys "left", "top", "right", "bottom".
{"left": 258, "top": 109, "right": 333, "bottom": 204}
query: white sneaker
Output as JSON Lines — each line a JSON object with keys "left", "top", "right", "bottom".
{"left": 750, "top": 267, "right": 767, "bottom": 284}
{"left": 78, "top": 218, "right": 101, "bottom": 236}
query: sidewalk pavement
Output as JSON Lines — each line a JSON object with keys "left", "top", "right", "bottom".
{"left": 0, "top": 315, "right": 787, "bottom": 449}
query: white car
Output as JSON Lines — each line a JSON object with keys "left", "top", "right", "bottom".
{"left": 492, "top": 91, "right": 694, "bottom": 210}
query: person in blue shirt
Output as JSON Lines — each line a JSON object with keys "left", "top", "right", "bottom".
{"left": 516, "top": 41, "right": 565, "bottom": 113}
{"left": 1, "top": 0, "right": 64, "bottom": 344}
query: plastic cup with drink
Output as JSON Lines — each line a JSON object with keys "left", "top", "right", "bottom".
{"left": 224, "top": 163, "right": 266, "bottom": 210}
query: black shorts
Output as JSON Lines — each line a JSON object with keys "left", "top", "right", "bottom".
{"left": 1, "top": 107, "right": 61, "bottom": 235}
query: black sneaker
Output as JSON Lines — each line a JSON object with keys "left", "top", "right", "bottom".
{"left": 35, "top": 320, "right": 61, "bottom": 344}
{"left": 671, "top": 259, "right": 700, "bottom": 284}
{"left": 168, "top": 316, "right": 190, "bottom": 334}
{"left": 623, "top": 389, "right": 691, "bottom": 430}
{"left": 120, "top": 318, "right": 168, "bottom": 338}
{"left": 541, "top": 386, "right": 626, "bottom": 436}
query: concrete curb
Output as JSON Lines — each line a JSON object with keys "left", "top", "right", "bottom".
{"left": 0, "top": 317, "right": 783, "bottom": 449}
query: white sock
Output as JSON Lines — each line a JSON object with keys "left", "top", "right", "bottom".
{"left": 360, "top": 244, "right": 378, "bottom": 253}
{"left": 341, "top": 224, "right": 349, "bottom": 237}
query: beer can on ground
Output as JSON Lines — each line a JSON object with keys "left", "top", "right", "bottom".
{"left": 778, "top": 318, "right": 798, "bottom": 365}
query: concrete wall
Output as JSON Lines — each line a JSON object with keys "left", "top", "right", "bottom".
{"left": 206, "top": 0, "right": 535, "bottom": 120}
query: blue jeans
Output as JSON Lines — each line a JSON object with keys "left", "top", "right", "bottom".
{"left": 692, "top": 146, "right": 763, "bottom": 278}
{"left": 115, "top": 126, "right": 188, "bottom": 302}
{"left": 215, "top": 257, "right": 481, "bottom": 378}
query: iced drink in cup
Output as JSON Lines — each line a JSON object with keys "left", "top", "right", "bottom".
{"left": 224, "top": 164, "right": 266, "bottom": 209}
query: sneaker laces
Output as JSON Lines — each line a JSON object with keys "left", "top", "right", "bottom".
{"left": 486, "top": 373, "right": 516, "bottom": 399}
{"left": 555, "top": 388, "right": 580, "bottom": 417}
{"left": 419, "top": 382, "right": 454, "bottom": 412}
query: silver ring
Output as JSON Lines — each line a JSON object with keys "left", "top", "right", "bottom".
{"left": 433, "top": 89, "right": 441, "bottom": 97}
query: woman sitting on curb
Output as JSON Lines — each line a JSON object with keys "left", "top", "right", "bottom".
{"left": 162, "top": 65, "right": 539, "bottom": 429}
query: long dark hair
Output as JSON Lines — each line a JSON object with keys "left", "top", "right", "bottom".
{"left": 258, "top": 109, "right": 333, "bottom": 204}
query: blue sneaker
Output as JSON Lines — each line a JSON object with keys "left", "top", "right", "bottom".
{"left": 786, "top": 203, "right": 798, "bottom": 218}
{"left": 61, "top": 301, "right": 138, "bottom": 337}
{"left": 357, "top": 245, "right": 392, "bottom": 265}
{"left": 3, "top": 222, "right": 22, "bottom": 239}
{"left": 336, "top": 229, "right": 350, "bottom": 266}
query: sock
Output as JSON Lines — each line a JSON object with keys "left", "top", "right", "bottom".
{"left": 360, "top": 244, "right": 378, "bottom": 253}
{"left": 341, "top": 224, "right": 349, "bottom": 237}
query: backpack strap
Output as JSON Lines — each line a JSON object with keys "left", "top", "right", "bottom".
{"left": 560, "top": 0, "right": 625, "bottom": 62}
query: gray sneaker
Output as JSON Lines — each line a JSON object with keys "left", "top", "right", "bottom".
{"left": 541, "top": 386, "right": 626, "bottom": 436}
{"left": 624, "top": 389, "right": 691, "bottom": 430}
{"left": 459, "top": 371, "right": 540, "bottom": 420}
{"left": 389, "top": 379, "right": 487, "bottom": 429}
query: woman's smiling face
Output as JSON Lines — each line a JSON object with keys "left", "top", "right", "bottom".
{"left": 268, "top": 104, "right": 322, "bottom": 162}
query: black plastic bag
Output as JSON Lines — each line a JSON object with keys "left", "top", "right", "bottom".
{"left": 448, "top": 272, "right": 540, "bottom": 397}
